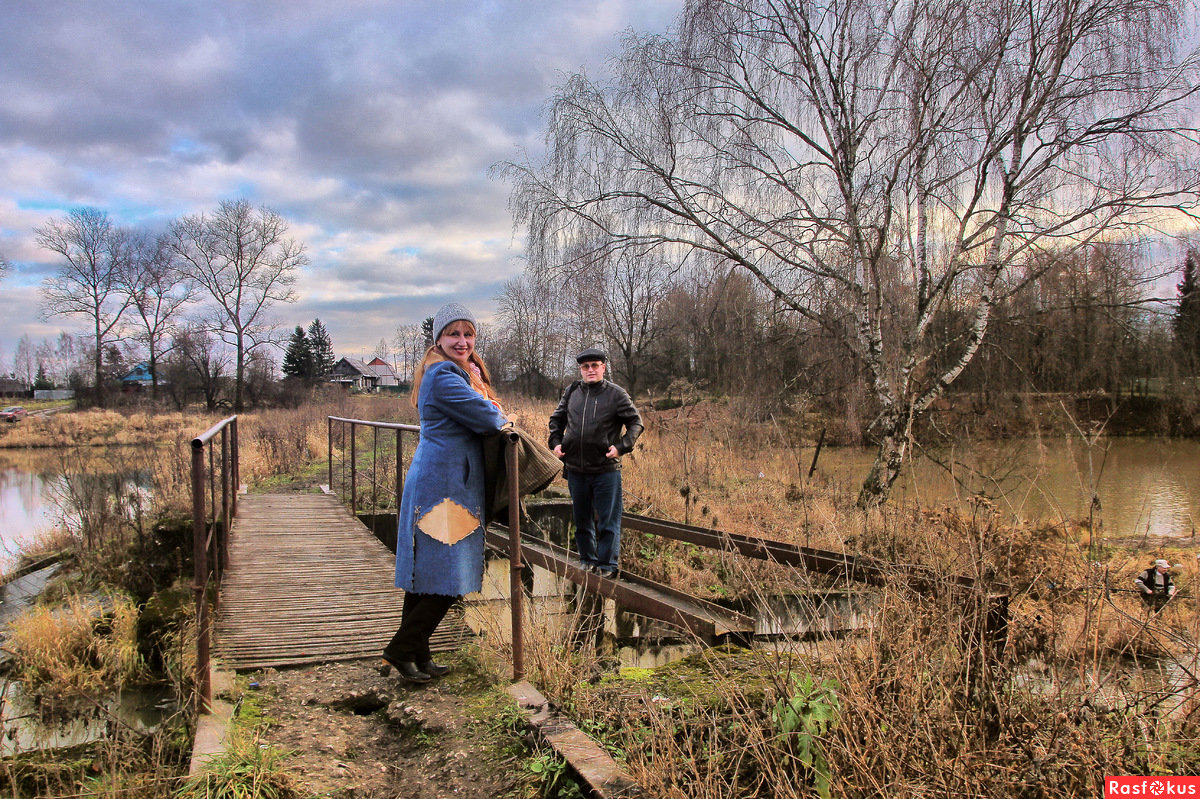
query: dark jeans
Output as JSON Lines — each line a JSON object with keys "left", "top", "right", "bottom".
{"left": 383, "top": 592, "right": 456, "bottom": 663}
{"left": 567, "top": 470, "right": 623, "bottom": 571}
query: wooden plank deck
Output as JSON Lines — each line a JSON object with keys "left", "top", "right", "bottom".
{"left": 214, "top": 492, "right": 471, "bottom": 671}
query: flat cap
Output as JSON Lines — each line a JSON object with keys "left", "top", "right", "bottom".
{"left": 576, "top": 347, "right": 607, "bottom": 363}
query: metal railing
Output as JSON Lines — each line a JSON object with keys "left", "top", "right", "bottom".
{"left": 327, "top": 416, "right": 527, "bottom": 678}
{"left": 190, "top": 415, "right": 239, "bottom": 712}
{"left": 327, "top": 416, "right": 418, "bottom": 530}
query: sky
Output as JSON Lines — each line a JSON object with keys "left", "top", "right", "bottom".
{"left": 0, "top": 0, "right": 684, "bottom": 367}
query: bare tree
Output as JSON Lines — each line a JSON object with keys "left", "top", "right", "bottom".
{"left": 495, "top": 271, "right": 566, "bottom": 391}
{"left": 12, "top": 334, "right": 35, "bottom": 387}
{"left": 37, "top": 208, "right": 136, "bottom": 407}
{"left": 392, "top": 323, "right": 426, "bottom": 383}
{"left": 165, "top": 325, "right": 230, "bottom": 411}
{"left": 119, "top": 232, "right": 193, "bottom": 400}
{"left": 507, "top": 0, "right": 1200, "bottom": 506}
{"left": 168, "top": 199, "right": 307, "bottom": 411}
{"left": 598, "top": 250, "right": 674, "bottom": 395}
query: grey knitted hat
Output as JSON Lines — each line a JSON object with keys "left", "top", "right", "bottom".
{"left": 433, "top": 303, "right": 477, "bottom": 341}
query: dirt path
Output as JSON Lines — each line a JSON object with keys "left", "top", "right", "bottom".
{"left": 245, "top": 656, "right": 525, "bottom": 799}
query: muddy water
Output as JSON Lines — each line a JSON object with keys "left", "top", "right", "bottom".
{"left": 815, "top": 437, "right": 1200, "bottom": 538}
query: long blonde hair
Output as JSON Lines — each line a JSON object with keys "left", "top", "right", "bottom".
{"left": 409, "top": 332, "right": 498, "bottom": 409}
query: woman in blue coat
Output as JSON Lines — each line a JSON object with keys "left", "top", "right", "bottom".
{"left": 383, "top": 303, "right": 509, "bottom": 683}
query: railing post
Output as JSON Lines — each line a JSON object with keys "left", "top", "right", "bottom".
{"left": 208, "top": 445, "right": 216, "bottom": 522}
{"left": 220, "top": 427, "right": 230, "bottom": 582}
{"left": 350, "top": 422, "right": 357, "bottom": 517}
{"left": 190, "top": 438, "right": 211, "bottom": 713}
{"left": 226, "top": 417, "right": 236, "bottom": 566}
{"left": 328, "top": 417, "right": 333, "bottom": 491}
{"left": 507, "top": 436, "right": 524, "bottom": 681}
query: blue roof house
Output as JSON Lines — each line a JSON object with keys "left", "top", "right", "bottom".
{"left": 121, "top": 361, "right": 155, "bottom": 390}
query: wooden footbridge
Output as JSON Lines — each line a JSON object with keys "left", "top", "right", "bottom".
{"left": 213, "top": 492, "right": 474, "bottom": 670}
{"left": 210, "top": 490, "right": 756, "bottom": 671}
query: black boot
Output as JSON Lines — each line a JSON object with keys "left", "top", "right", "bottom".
{"left": 419, "top": 660, "right": 451, "bottom": 678}
{"left": 388, "top": 658, "right": 432, "bottom": 684}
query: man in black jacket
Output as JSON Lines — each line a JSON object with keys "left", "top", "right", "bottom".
{"left": 548, "top": 348, "right": 643, "bottom": 578}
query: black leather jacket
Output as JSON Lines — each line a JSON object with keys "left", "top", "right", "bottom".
{"left": 547, "top": 379, "right": 643, "bottom": 474}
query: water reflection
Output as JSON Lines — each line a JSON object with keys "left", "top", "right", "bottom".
{"left": 817, "top": 437, "right": 1200, "bottom": 538}
{"left": 0, "top": 451, "right": 66, "bottom": 568}
{"left": 0, "top": 448, "right": 154, "bottom": 573}
{"left": 0, "top": 681, "right": 175, "bottom": 757}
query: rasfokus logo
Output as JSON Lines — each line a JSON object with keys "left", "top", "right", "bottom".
{"left": 1106, "top": 777, "right": 1200, "bottom": 797}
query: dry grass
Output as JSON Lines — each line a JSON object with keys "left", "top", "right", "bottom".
{"left": 471, "top": 397, "right": 1200, "bottom": 795}
{"left": 4, "top": 592, "right": 144, "bottom": 703}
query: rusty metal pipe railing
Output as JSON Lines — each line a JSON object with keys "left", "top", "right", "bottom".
{"left": 190, "top": 415, "right": 239, "bottom": 714}
{"left": 326, "top": 417, "right": 419, "bottom": 514}
{"left": 504, "top": 429, "right": 523, "bottom": 680}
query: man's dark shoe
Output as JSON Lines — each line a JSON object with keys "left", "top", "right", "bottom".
{"left": 597, "top": 568, "right": 618, "bottom": 579}
{"left": 420, "top": 660, "right": 451, "bottom": 678}
{"left": 393, "top": 660, "right": 432, "bottom": 684}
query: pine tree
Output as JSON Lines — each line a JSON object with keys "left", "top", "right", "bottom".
{"left": 307, "top": 319, "right": 335, "bottom": 379}
{"left": 1175, "top": 249, "right": 1200, "bottom": 362}
{"left": 282, "top": 326, "right": 314, "bottom": 381}
{"left": 422, "top": 317, "right": 434, "bottom": 347}
{"left": 33, "top": 363, "right": 53, "bottom": 390}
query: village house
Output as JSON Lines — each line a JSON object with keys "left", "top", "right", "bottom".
{"left": 329, "top": 357, "right": 402, "bottom": 393}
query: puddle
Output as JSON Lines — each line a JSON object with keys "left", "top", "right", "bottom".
{"left": 0, "top": 681, "right": 178, "bottom": 756}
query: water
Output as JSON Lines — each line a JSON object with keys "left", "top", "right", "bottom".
{"left": 814, "top": 437, "right": 1200, "bottom": 539}
{"left": 0, "top": 448, "right": 154, "bottom": 574}
{"left": 0, "top": 681, "right": 176, "bottom": 757}
{"left": 0, "top": 451, "right": 63, "bottom": 569}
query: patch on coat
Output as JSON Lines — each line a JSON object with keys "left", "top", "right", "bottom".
{"left": 416, "top": 499, "right": 480, "bottom": 546}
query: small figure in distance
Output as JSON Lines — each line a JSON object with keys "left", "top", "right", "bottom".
{"left": 1134, "top": 558, "right": 1176, "bottom": 612}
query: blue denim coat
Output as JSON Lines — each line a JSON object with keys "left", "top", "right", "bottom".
{"left": 395, "top": 361, "right": 508, "bottom": 596}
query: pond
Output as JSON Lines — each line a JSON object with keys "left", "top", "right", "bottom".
{"left": 0, "top": 448, "right": 154, "bottom": 574}
{"left": 814, "top": 436, "right": 1200, "bottom": 540}
{"left": 0, "top": 451, "right": 63, "bottom": 570}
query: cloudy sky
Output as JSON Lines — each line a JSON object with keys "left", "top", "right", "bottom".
{"left": 0, "top": 0, "right": 683, "bottom": 366}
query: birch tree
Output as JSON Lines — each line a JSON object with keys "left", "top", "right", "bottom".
{"left": 37, "top": 207, "right": 136, "bottom": 407}
{"left": 507, "top": 0, "right": 1200, "bottom": 506}
{"left": 168, "top": 199, "right": 307, "bottom": 412}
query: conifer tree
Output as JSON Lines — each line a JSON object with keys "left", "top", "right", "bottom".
{"left": 282, "top": 326, "right": 314, "bottom": 381}
{"left": 1175, "top": 249, "right": 1200, "bottom": 365}
{"left": 307, "top": 319, "right": 335, "bottom": 379}
{"left": 33, "top": 363, "right": 53, "bottom": 390}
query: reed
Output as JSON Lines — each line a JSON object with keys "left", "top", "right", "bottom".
{"left": 480, "top": 397, "right": 1200, "bottom": 795}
